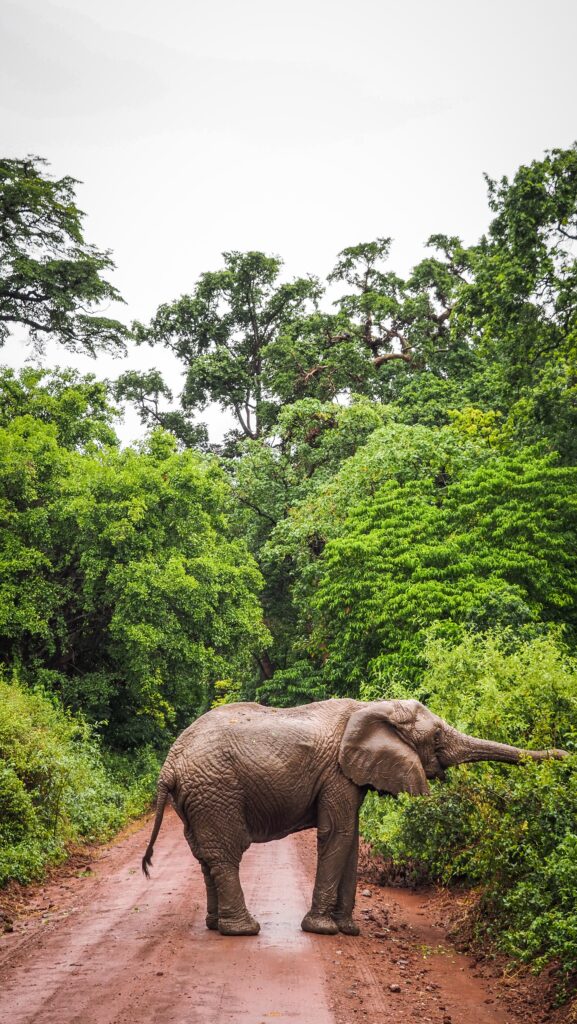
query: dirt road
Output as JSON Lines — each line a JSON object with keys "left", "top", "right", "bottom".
{"left": 0, "top": 810, "right": 545, "bottom": 1024}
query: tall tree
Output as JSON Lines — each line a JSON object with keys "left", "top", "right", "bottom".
{"left": 133, "top": 251, "right": 320, "bottom": 445}
{"left": 0, "top": 157, "right": 127, "bottom": 354}
{"left": 460, "top": 144, "right": 577, "bottom": 457}
{"left": 265, "top": 236, "right": 473, "bottom": 410}
{"left": 113, "top": 369, "right": 208, "bottom": 449}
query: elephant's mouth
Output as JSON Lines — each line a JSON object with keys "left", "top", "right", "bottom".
{"left": 369, "top": 785, "right": 398, "bottom": 798}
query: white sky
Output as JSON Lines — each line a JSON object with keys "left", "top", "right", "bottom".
{"left": 1, "top": 0, "right": 576, "bottom": 442}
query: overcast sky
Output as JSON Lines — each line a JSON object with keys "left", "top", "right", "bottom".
{"left": 2, "top": 0, "right": 576, "bottom": 441}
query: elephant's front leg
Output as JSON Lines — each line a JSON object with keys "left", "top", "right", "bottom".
{"left": 301, "top": 792, "right": 357, "bottom": 935}
{"left": 333, "top": 817, "right": 360, "bottom": 935}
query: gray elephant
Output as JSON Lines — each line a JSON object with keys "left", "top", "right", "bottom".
{"left": 142, "top": 698, "right": 566, "bottom": 936}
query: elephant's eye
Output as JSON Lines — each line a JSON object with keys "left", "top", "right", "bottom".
{"left": 434, "top": 727, "right": 443, "bottom": 746}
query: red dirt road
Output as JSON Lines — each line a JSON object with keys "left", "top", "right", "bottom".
{"left": 0, "top": 810, "right": 547, "bottom": 1024}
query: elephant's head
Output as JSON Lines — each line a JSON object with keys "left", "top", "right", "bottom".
{"left": 338, "top": 699, "right": 568, "bottom": 796}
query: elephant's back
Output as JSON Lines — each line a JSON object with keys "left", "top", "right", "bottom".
{"left": 168, "top": 698, "right": 358, "bottom": 787}
{"left": 178, "top": 701, "right": 324, "bottom": 756}
{"left": 174, "top": 698, "right": 358, "bottom": 745}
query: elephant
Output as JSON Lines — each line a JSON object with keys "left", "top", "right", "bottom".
{"left": 142, "top": 698, "right": 567, "bottom": 937}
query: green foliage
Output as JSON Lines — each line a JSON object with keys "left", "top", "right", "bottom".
{"left": 423, "top": 631, "right": 577, "bottom": 747}
{"left": 0, "top": 672, "right": 160, "bottom": 885}
{"left": 232, "top": 397, "right": 391, "bottom": 545}
{"left": 360, "top": 632, "right": 577, "bottom": 982}
{"left": 0, "top": 366, "right": 119, "bottom": 449}
{"left": 209, "top": 678, "right": 244, "bottom": 707}
{"left": 262, "top": 419, "right": 491, "bottom": 693}
{"left": 458, "top": 145, "right": 577, "bottom": 458}
{"left": 264, "top": 310, "right": 370, "bottom": 404}
{"left": 329, "top": 235, "right": 469, "bottom": 383}
{"left": 113, "top": 369, "right": 208, "bottom": 449}
{"left": 256, "top": 659, "right": 330, "bottom": 706}
{"left": 261, "top": 235, "right": 472, "bottom": 410}
{"left": 501, "top": 833, "right": 577, "bottom": 977}
{"left": 133, "top": 250, "right": 320, "bottom": 445}
{"left": 229, "top": 399, "right": 391, "bottom": 689}
{"left": 308, "top": 441, "right": 577, "bottom": 691}
{"left": 0, "top": 413, "right": 268, "bottom": 747}
{"left": 0, "top": 157, "right": 127, "bottom": 354}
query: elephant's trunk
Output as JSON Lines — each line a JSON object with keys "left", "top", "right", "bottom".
{"left": 445, "top": 729, "right": 568, "bottom": 767}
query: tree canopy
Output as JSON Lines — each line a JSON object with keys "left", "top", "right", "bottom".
{"left": 0, "top": 382, "right": 267, "bottom": 747}
{"left": 0, "top": 157, "right": 128, "bottom": 355}
{"left": 131, "top": 250, "right": 320, "bottom": 446}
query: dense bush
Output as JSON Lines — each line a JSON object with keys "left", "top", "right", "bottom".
{"left": 262, "top": 417, "right": 577, "bottom": 695}
{"left": 0, "top": 396, "right": 268, "bottom": 748}
{"left": 0, "top": 672, "right": 159, "bottom": 885}
{"left": 360, "top": 632, "right": 577, "bottom": 981}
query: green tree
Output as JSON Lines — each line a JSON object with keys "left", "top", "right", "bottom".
{"left": 132, "top": 250, "right": 320, "bottom": 445}
{"left": 311, "top": 447, "right": 577, "bottom": 691}
{"left": 0, "top": 418, "right": 267, "bottom": 747}
{"left": 259, "top": 418, "right": 577, "bottom": 696}
{"left": 0, "top": 157, "right": 128, "bottom": 354}
{"left": 328, "top": 236, "right": 462, "bottom": 374}
{"left": 255, "top": 419, "right": 479, "bottom": 700}
{"left": 459, "top": 144, "right": 577, "bottom": 457}
{"left": 113, "top": 369, "right": 208, "bottom": 449}
{"left": 0, "top": 366, "right": 118, "bottom": 449}
{"left": 230, "top": 398, "right": 390, "bottom": 690}
{"left": 265, "top": 236, "right": 473, "bottom": 413}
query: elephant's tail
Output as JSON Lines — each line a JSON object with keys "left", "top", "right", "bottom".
{"left": 142, "top": 772, "right": 173, "bottom": 879}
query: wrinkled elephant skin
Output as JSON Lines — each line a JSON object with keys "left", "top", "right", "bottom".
{"left": 142, "top": 698, "right": 567, "bottom": 936}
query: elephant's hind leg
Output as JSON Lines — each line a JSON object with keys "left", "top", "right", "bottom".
{"left": 192, "top": 810, "right": 259, "bottom": 936}
{"left": 200, "top": 860, "right": 219, "bottom": 930}
{"left": 184, "top": 828, "right": 224, "bottom": 932}
{"left": 209, "top": 860, "right": 260, "bottom": 936}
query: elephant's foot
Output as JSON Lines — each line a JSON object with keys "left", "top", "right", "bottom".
{"left": 205, "top": 913, "right": 219, "bottom": 931}
{"left": 218, "top": 912, "right": 260, "bottom": 936}
{"left": 301, "top": 910, "right": 339, "bottom": 935}
{"left": 334, "top": 914, "right": 360, "bottom": 936}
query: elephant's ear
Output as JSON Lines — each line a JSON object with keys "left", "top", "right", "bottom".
{"left": 338, "top": 704, "right": 429, "bottom": 796}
